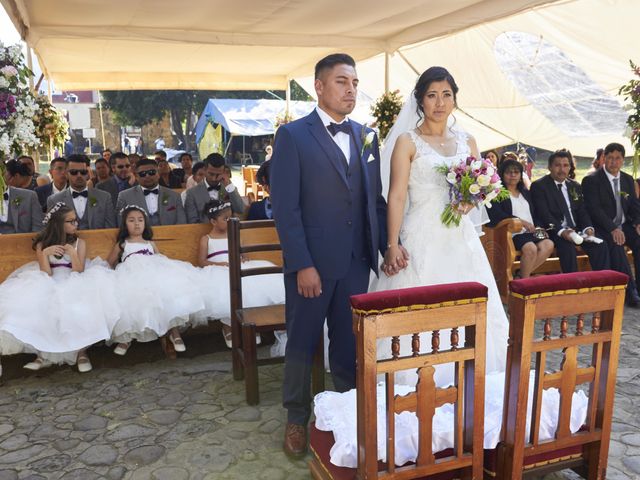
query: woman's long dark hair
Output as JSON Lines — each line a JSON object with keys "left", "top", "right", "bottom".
{"left": 498, "top": 159, "right": 525, "bottom": 193}
{"left": 32, "top": 204, "right": 77, "bottom": 250}
{"left": 413, "top": 66, "right": 459, "bottom": 128}
{"left": 116, "top": 206, "right": 153, "bottom": 262}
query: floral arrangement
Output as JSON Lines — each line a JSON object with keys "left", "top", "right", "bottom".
{"left": 370, "top": 90, "right": 403, "bottom": 141}
{"left": 274, "top": 111, "right": 294, "bottom": 129}
{"left": 33, "top": 94, "right": 69, "bottom": 151}
{"left": 619, "top": 60, "right": 640, "bottom": 175}
{"left": 435, "top": 156, "right": 508, "bottom": 227}
{"left": 0, "top": 42, "right": 39, "bottom": 159}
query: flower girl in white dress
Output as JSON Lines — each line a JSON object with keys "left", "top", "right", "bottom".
{"left": 0, "top": 202, "right": 118, "bottom": 373}
{"left": 106, "top": 205, "right": 205, "bottom": 355}
{"left": 195, "top": 199, "right": 286, "bottom": 353}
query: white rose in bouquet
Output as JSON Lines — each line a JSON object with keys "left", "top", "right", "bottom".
{"left": 469, "top": 183, "right": 481, "bottom": 195}
{"left": 477, "top": 174, "right": 491, "bottom": 187}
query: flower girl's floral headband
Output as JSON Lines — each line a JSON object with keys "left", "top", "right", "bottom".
{"left": 42, "top": 202, "right": 66, "bottom": 225}
{"left": 119, "top": 204, "right": 148, "bottom": 217}
{"left": 207, "top": 202, "right": 231, "bottom": 215}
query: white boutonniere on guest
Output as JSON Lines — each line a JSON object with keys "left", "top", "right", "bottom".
{"left": 11, "top": 196, "right": 21, "bottom": 207}
{"left": 88, "top": 196, "right": 97, "bottom": 207}
{"left": 161, "top": 193, "right": 169, "bottom": 206}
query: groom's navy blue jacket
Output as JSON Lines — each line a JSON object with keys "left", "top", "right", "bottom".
{"left": 270, "top": 109, "right": 387, "bottom": 278}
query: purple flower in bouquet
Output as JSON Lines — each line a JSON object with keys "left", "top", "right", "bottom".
{"left": 435, "top": 155, "right": 508, "bottom": 227}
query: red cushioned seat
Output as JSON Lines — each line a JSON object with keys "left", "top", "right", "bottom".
{"left": 350, "top": 282, "right": 488, "bottom": 314}
{"left": 510, "top": 270, "right": 628, "bottom": 297}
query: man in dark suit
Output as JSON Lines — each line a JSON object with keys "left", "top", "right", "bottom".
{"left": 96, "top": 152, "right": 137, "bottom": 207}
{"left": 35, "top": 157, "right": 68, "bottom": 212}
{"left": 47, "top": 154, "right": 116, "bottom": 229}
{"left": 531, "top": 149, "right": 609, "bottom": 274}
{"left": 0, "top": 186, "right": 43, "bottom": 233}
{"left": 184, "top": 153, "right": 244, "bottom": 223}
{"left": 247, "top": 160, "right": 273, "bottom": 220}
{"left": 271, "top": 53, "right": 398, "bottom": 457}
{"left": 116, "top": 158, "right": 186, "bottom": 226}
{"left": 582, "top": 142, "right": 640, "bottom": 305}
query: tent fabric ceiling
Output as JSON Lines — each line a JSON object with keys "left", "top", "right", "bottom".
{"left": 0, "top": 0, "right": 558, "bottom": 90}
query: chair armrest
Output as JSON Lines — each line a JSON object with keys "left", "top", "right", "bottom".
{"left": 494, "top": 218, "right": 523, "bottom": 234}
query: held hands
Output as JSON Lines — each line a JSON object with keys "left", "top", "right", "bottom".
{"left": 297, "top": 266, "right": 322, "bottom": 298}
{"left": 382, "top": 245, "right": 410, "bottom": 277}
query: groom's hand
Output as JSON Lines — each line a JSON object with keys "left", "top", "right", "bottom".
{"left": 297, "top": 266, "right": 322, "bottom": 298}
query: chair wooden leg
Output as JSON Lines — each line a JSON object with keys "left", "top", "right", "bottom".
{"left": 231, "top": 318, "right": 244, "bottom": 381}
{"left": 242, "top": 324, "right": 259, "bottom": 405}
{"left": 311, "top": 337, "right": 325, "bottom": 395}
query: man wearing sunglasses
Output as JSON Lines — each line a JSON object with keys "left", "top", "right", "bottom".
{"left": 115, "top": 158, "right": 186, "bottom": 226}
{"left": 96, "top": 152, "right": 137, "bottom": 207}
{"left": 47, "top": 154, "right": 116, "bottom": 229}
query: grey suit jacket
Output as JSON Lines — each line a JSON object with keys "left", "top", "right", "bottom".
{"left": 47, "top": 188, "right": 116, "bottom": 229}
{"left": 184, "top": 182, "right": 244, "bottom": 223}
{"left": 97, "top": 177, "right": 138, "bottom": 208}
{"left": 3, "top": 187, "right": 43, "bottom": 233}
{"left": 116, "top": 185, "right": 186, "bottom": 226}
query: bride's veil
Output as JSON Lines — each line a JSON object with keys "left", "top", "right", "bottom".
{"left": 378, "top": 91, "right": 488, "bottom": 230}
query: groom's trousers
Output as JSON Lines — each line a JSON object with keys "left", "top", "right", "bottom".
{"left": 282, "top": 255, "right": 371, "bottom": 425}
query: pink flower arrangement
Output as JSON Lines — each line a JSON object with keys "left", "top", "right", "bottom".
{"left": 436, "top": 156, "right": 508, "bottom": 227}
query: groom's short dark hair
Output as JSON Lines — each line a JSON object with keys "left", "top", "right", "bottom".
{"left": 315, "top": 53, "right": 356, "bottom": 79}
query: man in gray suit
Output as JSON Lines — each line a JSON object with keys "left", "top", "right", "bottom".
{"left": 96, "top": 152, "right": 137, "bottom": 207}
{"left": 184, "top": 153, "right": 244, "bottom": 223}
{"left": 116, "top": 158, "right": 186, "bottom": 226}
{"left": 0, "top": 186, "right": 43, "bottom": 233}
{"left": 47, "top": 154, "right": 116, "bottom": 229}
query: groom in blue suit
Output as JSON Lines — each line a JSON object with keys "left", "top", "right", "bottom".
{"left": 271, "top": 53, "right": 390, "bottom": 457}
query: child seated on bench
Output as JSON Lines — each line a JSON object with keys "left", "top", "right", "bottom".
{"left": 0, "top": 202, "right": 118, "bottom": 373}
{"left": 107, "top": 205, "right": 205, "bottom": 356}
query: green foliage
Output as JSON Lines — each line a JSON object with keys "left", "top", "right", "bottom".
{"left": 370, "top": 90, "right": 403, "bottom": 141}
{"left": 619, "top": 60, "right": 640, "bottom": 176}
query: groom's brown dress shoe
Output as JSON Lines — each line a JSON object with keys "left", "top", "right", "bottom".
{"left": 283, "top": 422, "right": 307, "bottom": 458}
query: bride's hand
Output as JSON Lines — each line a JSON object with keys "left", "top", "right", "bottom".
{"left": 455, "top": 202, "right": 475, "bottom": 215}
{"left": 383, "top": 245, "right": 409, "bottom": 276}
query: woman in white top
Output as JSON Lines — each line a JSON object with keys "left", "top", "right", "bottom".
{"left": 487, "top": 159, "right": 554, "bottom": 278}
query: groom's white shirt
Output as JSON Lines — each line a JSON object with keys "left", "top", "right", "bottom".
{"left": 316, "top": 106, "right": 351, "bottom": 162}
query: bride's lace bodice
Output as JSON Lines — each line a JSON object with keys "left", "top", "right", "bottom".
{"left": 405, "top": 129, "right": 470, "bottom": 216}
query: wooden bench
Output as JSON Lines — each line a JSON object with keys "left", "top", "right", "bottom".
{"left": 309, "top": 282, "right": 487, "bottom": 480}
{"left": 481, "top": 219, "right": 634, "bottom": 302}
{"left": 490, "top": 270, "right": 627, "bottom": 479}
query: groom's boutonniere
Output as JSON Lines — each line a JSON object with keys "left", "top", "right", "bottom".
{"left": 161, "top": 193, "right": 169, "bottom": 206}
{"left": 88, "top": 196, "right": 97, "bottom": 207}
{"left": 360, "top": 127, "right": 375, "bottom": 157}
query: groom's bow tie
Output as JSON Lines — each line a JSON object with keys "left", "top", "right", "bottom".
{"left": 327, "top": 121, "right": 350, "bottom": 137}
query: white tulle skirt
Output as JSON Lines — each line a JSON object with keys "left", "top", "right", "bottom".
{"left": 111, "top": 254, "right": 205, "bottom": 343}
{"left": 0, "top": 258, "right": 120, "bottom": 365}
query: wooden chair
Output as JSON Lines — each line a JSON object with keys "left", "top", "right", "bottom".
{"left": 309, "top": 281, "right": 488, "bottom": 480}
{"left": 227, "top": 218, "right": 324, "bottom": 405}
{"left": 491, "top": 270, "right": 627, "bottom": 479}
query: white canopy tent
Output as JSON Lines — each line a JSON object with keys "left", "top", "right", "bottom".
{"left": 1, "top": 0, "right": 635, "bottom": 154}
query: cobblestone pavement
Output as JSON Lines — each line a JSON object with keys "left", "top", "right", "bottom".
{"left": 0, "top": 305, "right": 638, "bottom": 479}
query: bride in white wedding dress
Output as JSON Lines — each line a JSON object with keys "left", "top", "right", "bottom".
{"left": 372, "top": 66, "right": 508, "bottom": 385}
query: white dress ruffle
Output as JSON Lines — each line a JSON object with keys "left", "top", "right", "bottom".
{"left": 313, "top": 371, "right": 588, "bottom": 468}
{"left": 0, "top": 253, "right": 119, "bottom": 365}
{"left": 111, "top": 241, "right": 204, "bottom": 343}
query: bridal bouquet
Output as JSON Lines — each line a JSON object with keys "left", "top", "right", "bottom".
{"left": 435, "top": 156, "right": 508, "bottom": 227}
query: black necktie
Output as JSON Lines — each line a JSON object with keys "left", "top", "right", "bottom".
{"left": 327, "top": 121, "right": 350, "bottom": 136}
{"left": 2, "top": 192, "right": 7, "bottom": 201}
{"left": 72, "top": 190, "right": 88, "bottom": 198}
{"left": 143, "top": 188, "right": 159, "bottom": 196}
{"left": 556, "top": 183, "right": 575, "bottom": 228}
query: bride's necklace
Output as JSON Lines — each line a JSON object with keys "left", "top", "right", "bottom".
{"left": 417, "top": 125, "right": 452, "bottom": 147}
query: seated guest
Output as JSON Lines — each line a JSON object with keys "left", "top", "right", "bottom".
{"left": 184, "top": 153, "right": 244, "bottom": 223}
{"left": 93, "top": 157, "right": 111, "bottom": 186}
{"left": 17, "top": 155, "right": 48, "bottom": 189}
{"left": 484, "top": 149, "right": 499, "bottom": 165}
{"left": 499, "top": 151, "right": 531, "bottom": 189}
{"left": 101, "top": 149, "right": 113, "bottom": 163}
{"left": 171, "top": 153, "right": 193, "bottom": 188}
{"left": 0, "top": 182, "right": 43, "bottom": 234}
{"left": 157, "top": 157, "right": 182, "bottom": 189}
{"left": 97, "top": 152, "right": 137, "bottom": 207}
{"left": 36, "top": 158, "right": 67, "bottom": 211}
{"left": 185, "top": 161, "right": 205, "bottom": 190}
{"left": 587, "top": 148, "right": 604, "bottom": 176}
{"left": 116, "top": 158, "right": 186, "bottom": 226}
{"left": 48, "top": 154, "right": 116, "bottom": 229}
{"left": 531, "top": 149, "right": 609, "bottom": 274}
{"left": 487, "top": 159, "right": 554, "bottom": 278}
{"left": 247, "top": 160, "right": 273, "bottom": 220}
{"left": 128, "top": 153, "right": 141, "bottom": 172}
{"left": 4, "top": 159, "right": 35, "bottom": 190}
{"left": 582, "top": 142, "right": 640, "bottom": 306}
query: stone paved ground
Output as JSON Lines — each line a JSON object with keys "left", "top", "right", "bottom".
{"left": 0, "top": 305, "right": 638, "bottom": 479}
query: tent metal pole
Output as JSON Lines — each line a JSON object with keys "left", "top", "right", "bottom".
{"left": 384, "top": 52, "right": 390, "bottom": 93}
{"left": 397, "top": 50, "right": 517, "bottom": 145}
{"left": 286, "top": 78, "right": 291, "bottom": 115}
{"left": 98, "top": 91, "right": 107, "bottom": 151}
